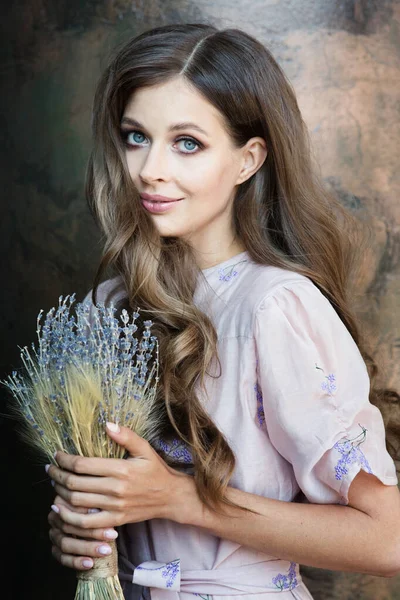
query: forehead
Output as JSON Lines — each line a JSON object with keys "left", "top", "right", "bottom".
{"left": 123, "top": 77, "right": 228, "bottom": 135}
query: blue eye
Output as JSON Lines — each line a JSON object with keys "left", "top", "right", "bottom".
{"left": 126, "top": 131, "right": 146, "bottom": 145}
{"left": 177, "top": 138, "right": 198, "bottom": 153}
{"left": 121, "top": 129, "right": 203, "bottom": 155}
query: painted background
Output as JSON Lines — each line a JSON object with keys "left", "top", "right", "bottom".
{"left": 1, "top": 1, "right": 399, "bottom": 597}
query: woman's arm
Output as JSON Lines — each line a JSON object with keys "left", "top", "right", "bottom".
{"left": 49, "top": 424, "right": 400, "bottom": 578}
{"left": 175, "top": 468, "right": 400, "bottom": 578}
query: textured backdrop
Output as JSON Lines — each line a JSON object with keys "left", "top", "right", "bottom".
{"left": 1, "top": 1, "right": 399, "bottom": 598}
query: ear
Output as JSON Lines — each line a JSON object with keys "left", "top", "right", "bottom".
{"left": 236, "top": 137, "right": 268, "bottom": 185}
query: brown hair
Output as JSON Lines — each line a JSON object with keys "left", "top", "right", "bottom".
{"left": 85, "top": 23, "right": 399, "bottom": 512}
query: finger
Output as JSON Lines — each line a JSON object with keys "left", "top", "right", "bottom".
{"left": 48, "top": 500, "right": 97, "bottom": 531}
{"left": 54, "top": 503, "right": 120, "bottom": 529}
{"left": 49, "top": 511, "right": 81, "bottom": 535}
{"left": 106, "top": 423, "right": 153, "bottom": 459}
{"left": 49, "top": 527, "right": 115, "bottom": 559}
{"left": 51, "top": 544, "right": 94, "bottom": 571}
{"left": 48, "top": 465, "right": 123, "bottom": 496}
{"left": 49, "top": 513, "right": 118, "bottom": 541}
{"left": 53, "top": 484, "right": 117, "bottom": 511}
{"left": 48, "top": 510, "right": 63, "bottom": 528}
{"left": 53, "top": 452, "right": 128, "bottom": 477}
{"left": 54, "top": 495, "right": 94, "bottom": 514}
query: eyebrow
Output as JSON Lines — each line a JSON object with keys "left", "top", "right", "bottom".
{"left": 120, "top": 116, "right": 210, "bottom": 137}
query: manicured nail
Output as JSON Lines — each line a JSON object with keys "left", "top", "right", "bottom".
{"left": 82, "top": 559, "right": 93, "bottom": 569}
{"left": 106, "top": 422, "right": 120, "bottom": 433}
{"left": 98, "top": 545, "right": 112, "bottom": 555}
{"left": 45, "top": 464, "right": 50, "bottom": 474}
{"left": 104, "top": 529, "right": 118, "bottom": 540}
{"left": 88, "top": 508, "right": 101, "bottom": 514}
{"left": 51, "top": 480, "right": 55, "bottom": 487}
{"left": 51, "top": 504, "right": 60, "bottom": 514}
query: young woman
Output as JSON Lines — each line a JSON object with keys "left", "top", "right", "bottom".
{"left": 47, "top": 23, "right": 400, "bottom": 600}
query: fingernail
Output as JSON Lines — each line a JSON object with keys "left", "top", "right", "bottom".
{"left": 51, "top": 480, "right": 55, "bottom": 487}
{"left": 45, "top": 464, "right": 50, "bottom": 474}
{"left": 82, "top": 559, "right": 93, "bottom": 569}
{"left": 51, "top": 504, "right": 60, "bottom": 514}
{"left": 98, "top": 545, "right": 112, "bottom": 555}
{"left": 104, "top": 529, "right": 118, "bottom": 540}
{"left": 88, "top": 508, "right": 101, "bottom": 514}
{"left": 106, "top": 422, "right": 120, "bottom": 433}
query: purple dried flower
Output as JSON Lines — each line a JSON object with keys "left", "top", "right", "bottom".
{"left": 1, "top": 294, "right": 159, "bottom": 459}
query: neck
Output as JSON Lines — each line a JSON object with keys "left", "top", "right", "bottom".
{"left": 182, "top": 213, "right": 246, "bottom": 269}
{"left": 193, "top": 239, "right": 246, "bottom": 270}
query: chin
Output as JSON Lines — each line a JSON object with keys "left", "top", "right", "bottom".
{"left": 152, "top": 222, "right": 189, "bottom": 239}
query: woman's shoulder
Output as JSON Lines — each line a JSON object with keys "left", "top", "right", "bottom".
{"left": 248, "top": 262, "right": 349, "bottom": 348}
{"left": 241, "top": 259, "right": 318, "bottom": 311}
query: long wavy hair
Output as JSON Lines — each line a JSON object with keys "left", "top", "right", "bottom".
{"left": 85, "top": 23, "right": 400, "bottom": 512}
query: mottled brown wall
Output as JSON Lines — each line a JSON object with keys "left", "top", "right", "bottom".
{"left": 1, "top": 1, "right": 399, "bottom": 598}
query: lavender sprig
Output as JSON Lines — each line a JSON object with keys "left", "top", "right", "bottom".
{"left": 1, "top": 294, "right": 160, "bottom": 461}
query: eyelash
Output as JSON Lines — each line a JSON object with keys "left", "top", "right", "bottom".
{"left": 120, "top": 129, "right": 204, "bottom": 155}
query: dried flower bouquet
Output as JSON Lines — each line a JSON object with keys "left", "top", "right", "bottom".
{"left": 2, "top": 294, "right": 160, "bottom": 599}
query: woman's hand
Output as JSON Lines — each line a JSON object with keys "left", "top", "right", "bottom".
{"left": 47, "top": 423, "right": 193, "bottom": 531}
{"left": 48, "top": 496, "right": 119, "bottom": 571}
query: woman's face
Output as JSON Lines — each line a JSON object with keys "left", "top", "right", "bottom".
{"left": 121, "top": 76, "right": 266, "bottom": 261}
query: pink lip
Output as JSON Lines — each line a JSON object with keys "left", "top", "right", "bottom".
{"left": 140, "top": 193, "right": 182, "bottom": 202}
{"left": 140, "top": 193, "right": 183, "bottom": 214}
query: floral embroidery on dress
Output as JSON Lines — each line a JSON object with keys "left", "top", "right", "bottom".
{"left": 315, "top": 363, "right": 337, "bottom": 395}
{"left": 333, "top": 424, "right": 373, "bottom": 480}
{"left": 153, "top": 437, "right": 193, "bottom": 464}
{"left": 136, "top": 559, "right": 180, "bottom": 589}
{"left": 272, "top": 562, "right": 298, "bottom": 591}
{"left": 254, "top": 383, "right": 266, "bottom": 428}
{"left": 218, "top": 259, "right": 247, "bottom": 282}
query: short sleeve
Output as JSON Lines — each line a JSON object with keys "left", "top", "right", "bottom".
{"left": 254, "top": 279, "right": 398, "bottom": 505}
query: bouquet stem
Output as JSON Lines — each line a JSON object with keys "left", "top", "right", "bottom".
{"left": 75, "top": 540, "right": 124, "bottom": 599}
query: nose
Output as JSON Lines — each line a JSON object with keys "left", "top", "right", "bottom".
{"left": 139, "top": 142, "right": 170, "bottom": 185}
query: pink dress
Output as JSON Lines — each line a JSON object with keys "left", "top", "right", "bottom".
{"left": 83, "top": 250, "right": 398, "bottom": 600}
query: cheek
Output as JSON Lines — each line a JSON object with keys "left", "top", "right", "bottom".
{"left": 184, "top": 153, "right": 238, "bottom": 197}
{"left": 126, "top": 153, "right": 140, "bottom": 179}
{"left": 125, "top": 147, "right": 239, "bottom": 199}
